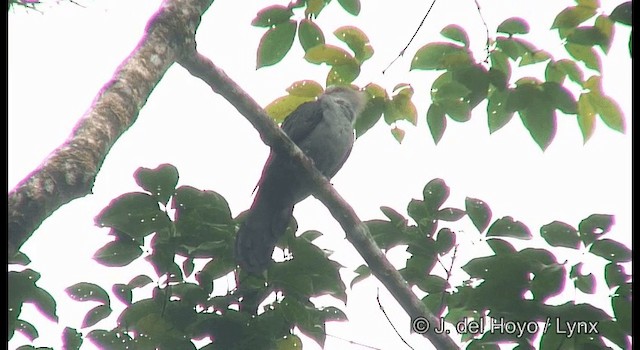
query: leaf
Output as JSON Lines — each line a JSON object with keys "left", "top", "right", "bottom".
{"left": 305, "top": 44, "right": 355, "bottom": 65}
{"left": 486, "top": 238, "right": 516, "bottom": 255}
{"left": 326, "top": 59, "right": 360, "bottom": 86}
{"left": 575, "top": 273, "right": 596, "bottom": 294}
{"left": 183, "top": 257, "right": 195, "bottom": 278}
{"left": 355, "top": 86, "right": 385, "bottom": 138}
{"left": 128, "top": 275, "right": 154, "bottom": 289}
{"left": 256, "top": 20, "right": 297, "bottom": 68}
{"left": 437, "top": 208, "right": 465, "bottom": 222}
{"left": 604, "top": 263, "right": 629, "bottom": 289}
{"left": 112, "top": 284, "right": 133, "bottom": 306}
{"left": 531, "top": 264, "right": 566, "bottom": 301}
{"left": 545, "top": 59, "right": 584, "bottom": 84}
{"left": 441, "top": 24, "right": 469, "bottom": 47}
{"left": 62, "top": 327, "right": 83, "bottom": 350}
{"left": 298, "top": 19, "right": 325, "bottom": 51}
{"left": 610, "top": 2, "right": 632, "bottom": 25}
{"left": 286, "top": 80, "right": 324, "bottom": 98}
{"left": 589, "top": 239, "right": 631, "bottom": 262}
{"left": 95, "top": 192, "right": 171, "bottom": 240}
{"left": 422, "top": 178, "right": 449, "bottom": 213}
{"left": 565, "top": 43, "right": 601, "bottom": 71}
{"left": 337, "top": 0, "right": 360, "bottom": 16}
{"left": 487, "top": 216, "right": 531, "bottom": 239}
{"left": 251, "top": 5, "right": 294, "bottom": 27}
{"left": 591, "top": 94, "right": 625, "bottom": 133}
{"left": 93, "top": 239, "right": 143, "bottom": 267}
{"left": 9, "top": 251, "right": 31, "bottom": 266}
{"left": 435, "top": 228, "right": 455, "bottom": 254}
{"left": 577, "top": 93, "right": 596, "bottom": 142}
{"left": 334, "top": 26, "right": 373, "bottom": 61}
{"left": 411, "top": 43, "right": 472, "bottom": 70}
{"left": 497, "top": 17, "right": 530, "bottom": 35}
{"left": 350, "top": 264, "right": 371, "bottom": 288}
{"left": 551, "top": 5, "right": 597, "bottom": 29}
{"left": 427, "top": 103, "right": 446, "bottom": 144}
{"left": 27, "top": 288, "right": 58, "bottom": 322}
{"left": 579, "top": 214, "right": 615, "bottom": 236}
{"left": 134, "top": 164, "right": 179, "bottom": 205}
{"left": 391, "top": 126, "right": 405, "bottom": 143}
{"left": 65, "top": 283, "right": 110, "bottom": 305}
{"left": 540, "top": 221, "right": 581, "bottom": 249}
{"left": 566, "top": 26, "right": 608, "bottom": 48}
{"left": 264, "top": 94, "right": 315, "bottom": 123}
{"left": 465, "top": 197, "right": 492, "bottom": 233}
{"left": 487, "top": 89, "right": 514, "bottom": 133}
{"left": 543, "top": 82, "right": 577, "bottom": 114}
{"left": 15, "top": 319, "right": 38, "bottom": 341}
{"left": 82, "top": 305, "right": 112, "bottom": 328}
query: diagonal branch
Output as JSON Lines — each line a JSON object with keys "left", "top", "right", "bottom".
{"left": 7, "top": 0, "right": 214, "bottom": 257}
{"left": 178, "top": 51, "right": 459, "bottom": 349}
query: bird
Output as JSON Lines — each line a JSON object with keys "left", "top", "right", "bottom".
{"left": 234, "top": 85, "right": 366, "bottom": 275}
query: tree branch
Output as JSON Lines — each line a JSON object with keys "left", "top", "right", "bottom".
{"left": 178, "top": 51, "right": 459, "bottom": 349}
{"left": 7, "top": 0, "right": 214, "bottom": 257}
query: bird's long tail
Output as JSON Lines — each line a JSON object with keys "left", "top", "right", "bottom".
{"left": 234, "top": 194, "right": 293, "bottom": 275}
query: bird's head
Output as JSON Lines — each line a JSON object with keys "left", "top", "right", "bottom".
{"left": 322, "top": 85, "right": 367, "bottom": 124}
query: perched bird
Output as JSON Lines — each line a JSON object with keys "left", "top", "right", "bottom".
{"left": 235, "top": 86, "right": 366, "bottom": 275}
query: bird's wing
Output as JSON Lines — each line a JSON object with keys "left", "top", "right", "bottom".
{"left": 281, "top": 100, "right": 324, "bottom": 144}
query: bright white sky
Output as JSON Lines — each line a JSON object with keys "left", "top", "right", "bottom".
{"left": 8, "top": 0, "right": 631, "bottom": 349}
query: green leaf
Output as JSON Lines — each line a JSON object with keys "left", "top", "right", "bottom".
{"left": 27, "top": 288, "right": 58, "bottom": 322}
{"left": 306, "top": 0, "right": 327, "bottom": 18}
{"left": 545, "top": 59, "right": 584, "bottom": 84}
{"left": 256, "top": 20, "right": 297, "bottom": 68}
{"left": 435, "top": 228, "right": 455, "bottom": 254}
{"left": 427, "top": 103, "right": 446, "bottom": 144}
{"left": 487, "top": 88, "right": 514, "bottom": 133}
{"left": 604, "top": 263, "right": 629, "bottom": 289}
{"left": 565, "top": 43, "right": 602, "bottom": 71}
{"left": 577, "top": 93, "right": 596, "bottom": 142}
{"left": 66, "top": 283, "right": 110, "bottom": 305}
{"left": 128, "top": 275, "right": 154, "bottom": 289}
{"left": 62, "top": 327, "right": 83, "bottom": 350}
{"left": 251, "top": 5, "right": 294, "bottom": 27}
{"left": 464, "top": 197, "right": 492, "bottom": 233}
{"left": 422, "top": 178, "right": 449, "bottom": 212}
{"left": 489, "top": 49, "right": 511, "bottom": 79}
{"left": 265, "top": 94, "right": 315, "bottom": 123}
{"left": 543, "top": 82, "right": 577, "bottom": 114}
{"left": 350, "top": 264, "right": 371, "bottom": 288}
{"left": 93, "top": 239, "right": 143, "bottom": 267}
{"left": 326, "top": 59, "right": 360, "bottom": 86}
{"left": 82, "top": 305, "right": 112, "bottom": 328}
{"left": 610, "top": 2, "right": 632, "bottom": 25}
{"left": 551, "top": 5, "right": 597, "bottom": 29}
{"left": 305, "top": 44, "right": 355, "bottom": 65}
{"left": 8, "top": 251, "right": 31, "bottom": 266}
{"left": 437, "top": 208, "right": 465, "bottom": 222}
{"left": 134, "top": 164, "right": 179, "bottom": 205}
{"left": 334, "top": 26, "right": 373, "bottom": 62}
{"left": 566, "top": 26, "right": 608, "bottom": 48}
{"left": 579, "top": 214, "right": 615, "bottom": 236}
{"left": 183, "top": 257, "right": 195, "bottom": 278}
{"left": 520, "top": 49, "right": 552, "bottom": 66}
{"left": 298, "top": 19, "right": 325, "bottom": 51}
{"left": 497, "top": 17, "right": 530, "bottom": 35}
{"left": 540, "top": 221, "right": 581, "bottom": 249}
{"left": 575, "top": 273, "right": 596, "bottom": 294}
{"left": 486, "top": 238, "right": 516, "bottom": 255}
{"left": 355, "top": 85, "right": 385, "bottom": 138}
{"left": 112, "top": 283, "right": 133, "bottom": 306}
{"left": 576, "top": 0, "right": 599, "bottom": 9}
{"left": 286, "top": 80, "right": 324, "bottom": 98}
{"left": 594, "top": 15, "right": 614, "bottom": 53}
{"left": 323, "top": 306, "right": 348, "bottom": 322}
{"left": 275, "top": 334, "right": 303, "bottom": 349}
{"left": 591, "top": 94, "right": 625, "bottom": 133}
{"left": 589, "top": 239, "right": 631, "bottom": 262}
{"left": 337, "top": 0, "right": 360, "bottom": 15}
{"left": 487, "top": 216, "right": 531, "bottom": 239}
{"left": 441, "top": 24, "right": 469, "bottom": 47}
{"left": 417, "top": 274, "right": 449, "bottom": 293}
{"left": 15, "top": 319, "right": 38, "bottom": 341}
{"left": 531, "top": 264, "right": 566, "bottom": 301}
{"left": 391, "top": 126, "right": 405, "bottom": 143}
{"left": 384, "top": 85, "right": 417, "bottom": 125}
{"left": 411, "top": 43, "right": 472, "bottom": 70}
{"left": 95, "top": 192, "right": 171, "bottom": 240}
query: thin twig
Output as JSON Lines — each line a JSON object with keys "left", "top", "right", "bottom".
{"left": 376, "top": 288, "right": 414, "bottom": 350}
{"left": 474, "top": 0, "right": 491, "bottom": 62}
{"left": 326, "top": 334, "right": 382, "bottom": 350}
{"left": 383, "top": 0, "right": 438, "bottom": 74}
